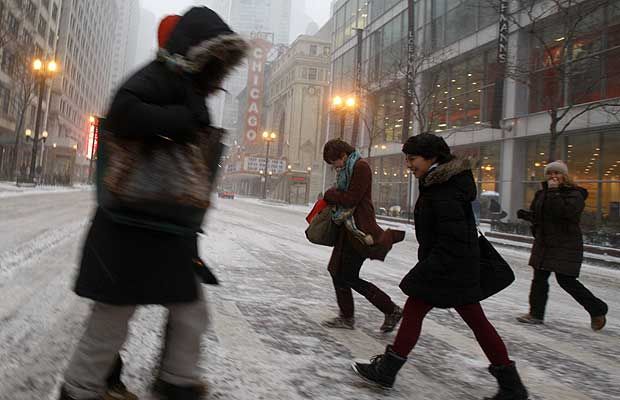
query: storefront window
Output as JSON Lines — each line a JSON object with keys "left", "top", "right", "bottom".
{"left": 453, "top": 142, "right": 501, "bottom": 194}
{"left": 566, "top": 134, "right": 600, "bottom": 181}
{"left": 425, "top": 50, "right": 495, "bottom": 133}
{"left": 371, "top": 154, "right": 408, "bottom": 211}
{"left": 602, "top": 134, "right": 620, "bottom": 181}
{"left": 524, "top": 137, "right": 548, "bottom": 181}
{"left": 578, "top": 182, "right": 599, "bottom": 219}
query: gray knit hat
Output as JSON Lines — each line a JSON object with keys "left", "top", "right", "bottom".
{"left": 544, "top": 160, "right": 568, "bottom": 175}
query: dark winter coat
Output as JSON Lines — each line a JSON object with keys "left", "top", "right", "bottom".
{"left": 519, "top": 183, "right": 587, "bottom": 277}
{"left": 399, "top": 158, "right": 484, "bottom": 308}
{"left": 323, "top": 159, "right": 405, "bottom": 277}
{"left": 74, "top": 7, "right": 247, "bottom": 305}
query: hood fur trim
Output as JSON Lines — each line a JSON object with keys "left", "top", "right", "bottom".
{"left": 158, "top": 33, "right": 249, "bottom": 74}
{"left": 424, "top": 157, "right": 472, "bottom": 187}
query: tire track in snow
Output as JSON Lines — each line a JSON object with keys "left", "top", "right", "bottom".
{"left": 0, "top": 218, "right": 88, "bottom": 281}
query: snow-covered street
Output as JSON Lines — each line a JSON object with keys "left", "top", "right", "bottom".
{"left": 0, "top": 191, "right": 619, "bottom": 400}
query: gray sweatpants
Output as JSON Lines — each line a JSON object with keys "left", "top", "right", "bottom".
{"left": 63, "top": 292, "right": 208, "bottom": 399}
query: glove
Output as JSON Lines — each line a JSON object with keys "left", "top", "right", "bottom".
{"left": 517, "top": 209, "right": 533, "bottom": 222}
{"left": 323, "top": 188, "right": 339, "bottom": 204}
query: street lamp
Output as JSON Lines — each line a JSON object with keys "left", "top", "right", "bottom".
{"left": 28, "top": 58, "right": 58, "bottom": 182}
{"left": 262, "top": 130, "right": 277, "bottom": 199}
{"left": 332, "top": 95, "right": 356, "bottom": 139}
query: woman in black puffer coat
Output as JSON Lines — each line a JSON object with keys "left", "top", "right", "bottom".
{"left": 352, "top": 134, "right": 528, "bottom": 400}
{"left": 58, "top": 7, "right": 247, "bottom": 400}
{"left": 516, "top": 160, "right": 608, "bottom": 331}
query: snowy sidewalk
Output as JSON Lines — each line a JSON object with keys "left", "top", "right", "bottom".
{"left": 0, "top": 181, "right": 93, "bottom": 199}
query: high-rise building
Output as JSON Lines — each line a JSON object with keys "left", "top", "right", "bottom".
{"left": 44, "top": 0, "right": 119, "bottom": 182}
{"left": 110, "top": 0, "right": 139, "bottom": 93}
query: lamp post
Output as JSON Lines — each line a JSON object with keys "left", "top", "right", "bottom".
{"left": 28, "top": 58, "right": 57, "bottom": 183}
{"left": 24, "top": 129, "right": 48, "bottom": 181}
{"left": 262, "top": 131, "right": 277, "bottom": 199}
{"left": 306, "top": 166, "right": 312, "bottom": 204}
{"left": 332, "top": 95, "right": 356, "bottom": 140}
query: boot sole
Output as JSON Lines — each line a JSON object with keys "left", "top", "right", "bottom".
{"left": 351, "top": 363, "right": 393, "bottom": 390}
{"left": 516, "top": 317, "right": 543, "bottom": 325}
{"left": 321, "top": 323, "right": 355, "bottom": 330}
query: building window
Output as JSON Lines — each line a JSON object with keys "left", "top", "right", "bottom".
{"left": 38, "top": 17, "right": 47, "bottom": 37}
{"left": 52, "top": 3, "right": 58, "bottom": 21}
{"left": 369, "top": 154, "right": 409, "bottom": 212}
{"left": 25, "top": 0, "right": 37, "bottom": 23}
{"left": 308, "top": 68, "right": 318, "bottom": 80}
{"left": 48, "top": 29, "right": 55, "bottom": 48}
{"left": 0, "top": 84, "right": 11, "bottom": 115}
{"left": 529, "top": 2, "right": 620, "bottom": 113}
{"left": 309, "top": 44, "right": 318, "bottom": 56}
{"left": 425, "top": 47, "right": 498, "bottom": 133}
{"left": 6, "top": 13, "right": 19, "bottom": 38}
{"left": 1, "top": 51, "right": 15, "bottom": 76}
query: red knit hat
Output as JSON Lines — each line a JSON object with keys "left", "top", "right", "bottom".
{"left": 157, "top": 15, "right": 182, "bottom": 48}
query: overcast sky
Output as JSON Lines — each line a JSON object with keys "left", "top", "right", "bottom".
{"left": 140, "top": 0, "right": 332, "bottom": 34}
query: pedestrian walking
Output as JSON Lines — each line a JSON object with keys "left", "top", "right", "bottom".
{"left": 353, "top": 134, "right": 528, "bottom": 400}
{"left": 57, "top": 7, "right": 247, "bottom": 400}
{"left": 516, "top": 160, "right": 608, "bottom": 330}
{"left": 320, "top": 139, "right": 405, "bottom": 332}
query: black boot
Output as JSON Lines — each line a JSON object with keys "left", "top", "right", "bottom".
{"left": 485, "top": 362, "right": 528, "bottom": 400}
{"left": 352, "top": 345, "right": 407, "bottom": 389}
{"left": 152, "top": 378, "right": 208, "bottom": 400}
{"left": 380, "top": 305, "right": 403, "bottom": 333}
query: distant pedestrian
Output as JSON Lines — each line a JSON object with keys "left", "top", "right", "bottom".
{"left": 353, "top": 134, "right": 528, "bottom": 400}
{"left": 320, "top": 139, "right": 405, "bottom": 332}
{"left": 516, "top": 160, "right": 608, "bottom": 330}
{"left": 57, "top": 7, "right": 247, "bottom": 400}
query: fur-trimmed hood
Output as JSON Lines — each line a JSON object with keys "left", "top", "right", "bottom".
{"left": 424, "top": 157, "right": 472, "bottom": 186}
{"left": 156, "top": 7, "right": 248, "bottom": 76}
{"left": 422, "top": 157, "right": 477, "bottom": 201}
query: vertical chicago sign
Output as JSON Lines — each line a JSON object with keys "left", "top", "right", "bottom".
{"left": 243, "top": 35, "right": 273, "bottom": 148}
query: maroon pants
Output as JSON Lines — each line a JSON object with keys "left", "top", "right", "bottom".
{"left": 392, "top": 297, "right": 511, "bottom": 366}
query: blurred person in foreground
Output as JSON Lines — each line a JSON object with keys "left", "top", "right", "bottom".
{"left": 57, "top": 7, "right": 247, "bottom": 400}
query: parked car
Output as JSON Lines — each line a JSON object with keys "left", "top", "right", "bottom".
{"left": 218, "top": 191, "right": 235, "bottom": 199}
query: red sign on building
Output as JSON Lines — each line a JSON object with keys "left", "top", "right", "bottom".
{"left": 86, "top": 117, "right": 99, "bottom": 160}
{"left": 243, "top": 37, "right": 273, "bottom": 147}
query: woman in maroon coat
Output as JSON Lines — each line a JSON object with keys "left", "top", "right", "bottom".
{"left": 320, "top": 139, "right": 405, "bottom": 332}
